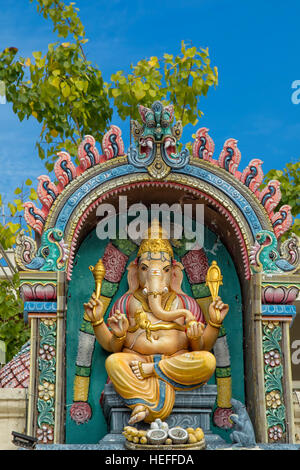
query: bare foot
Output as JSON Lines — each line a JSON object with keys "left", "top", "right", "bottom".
{"left": 130, "top": 361, "right": 154, "bottom": 380}
{"left": 128, "top": 405, "right": 149, "bottom": 425}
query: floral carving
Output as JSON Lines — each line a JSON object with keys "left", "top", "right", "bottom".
{"left": 70, "top": 401, "right": 92, "bottom": 424}
{"left": 20, "top": 283, "right": 57, "bottom": 302}
{"left": 262, "top": 320, "right": 279, "bottom": 330}
{"left": 213, "top": 407, "right": 234, "bottom": 429}
{"left": 36, "top": 319, "right": 57, "bottom": 442}
{"left": 37, "top": 424, "right": 54, "bottom": 444}
{"left": 39, "top": 344, "right": 56, "bottom": 361}
{"left": 262, "top": 322, "right": 286, "bottom": 442}
{"left": 43, "top": 319, "right": 56, "bottom": 328}
{"left": 268, "top": 425, "right": 283, "bottom": 442}
{"left": 38, "top": 381, "right": 55, "bottom": 401}
{"left": 262, "top": 286, "right": 299, "bottom": 305}
{"left": 264, "top": 350, "right": 281, "bottom": 368}
{"left": 266, "top": 390, "right": 282, "bottom": 409}
{"left": 37, "top": 398, "right": 55, "bottom": 427}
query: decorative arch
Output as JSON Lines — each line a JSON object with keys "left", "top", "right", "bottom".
{"left": 15, "top": 102, "right": 299, "bottom": 446}
{"left": 31, "top": 154, "right": 278, "bottom": 284}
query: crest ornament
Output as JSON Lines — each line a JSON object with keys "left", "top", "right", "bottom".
{"left": 128, "top": 101, "right": 190, "bottom": 179}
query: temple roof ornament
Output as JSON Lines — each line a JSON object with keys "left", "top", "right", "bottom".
{"left": 18, "top": 100, "right": 298, "bottom": 279}
{"left": 128, "top": 101, "right": 189, "bottom": 179}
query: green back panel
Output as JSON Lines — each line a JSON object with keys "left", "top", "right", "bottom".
{"left": 65, "top": 227, "right": 244, "bottom": 443}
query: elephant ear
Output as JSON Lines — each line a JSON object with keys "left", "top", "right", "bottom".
{"left": 127, "top": 260, "right": 139, "bottom": 293}
{"left": 170, "top": 261, "right": 184, "bottom": 294}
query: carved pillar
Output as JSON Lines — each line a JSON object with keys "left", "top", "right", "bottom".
{"left": 246, "top": 273, "right": 268, "bottom": 442}
{"left": 19, "top": 271, "right": 66, "bottom": 444}
{"left": 260, "top": 274, "right": 300, "bottom": 444}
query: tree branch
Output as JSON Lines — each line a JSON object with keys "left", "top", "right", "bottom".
{"left": 180, "top": 59, "right": 194, "bottom": 123}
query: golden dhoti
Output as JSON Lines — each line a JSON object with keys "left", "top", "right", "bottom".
{"left": 105, "top": 350, "right": 216, "bottom": 422}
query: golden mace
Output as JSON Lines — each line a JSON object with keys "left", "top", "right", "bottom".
{"left": 89, "top": 258, "right": 106, "bottom": 316}
{"left": 205, "top": 260, "right": 223, "bottom": 323}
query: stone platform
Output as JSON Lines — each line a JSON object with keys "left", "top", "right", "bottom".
{"left": 19, "top": 384, "right": 300, "bottom": 451}
{"left": 33, "top": 443, "right": 300, "bottom": 450}
{"left": 99, "top": 383, "right": 224, "bottom": 449}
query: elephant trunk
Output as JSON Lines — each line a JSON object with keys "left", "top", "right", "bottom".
{"left": 144, "top": 270, "right": 194, "bottom": 324}
{"left": 147, "top": 292, "right": 194, "bottom": 324}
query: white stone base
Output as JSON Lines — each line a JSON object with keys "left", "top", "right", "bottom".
{"left": 0, "top": 389, "right": 27, "bottom": 450}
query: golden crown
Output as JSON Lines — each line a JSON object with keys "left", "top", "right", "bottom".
{"left": 137, "top": 220, "right": 174, "bottom": 258}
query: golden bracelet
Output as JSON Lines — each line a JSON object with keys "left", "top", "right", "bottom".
{"left": 208, "top": 319, "right": 222, "bottom": 329}
{"left": 113, "top": 333, "right": 126, "bottom": 341}
{"left": 92, "top": 318, "right": 104, "bottom": 327}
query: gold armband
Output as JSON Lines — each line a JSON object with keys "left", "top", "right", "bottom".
{"left": 113, "top": 333, "right": 126, "bottom": 341}
{"left": 92, "top": 318, "right": 104, "bottom": 327}
{"left": 208, "top": 319, "right": 222, "bottom": 329}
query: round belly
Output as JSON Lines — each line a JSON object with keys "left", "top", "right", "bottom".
{"left": 126, "top": 329, "right": 189, "bottom": 355}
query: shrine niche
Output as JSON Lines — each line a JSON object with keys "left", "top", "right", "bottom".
{"left": 10, "top": 101, "right": 300, "bottom": 448}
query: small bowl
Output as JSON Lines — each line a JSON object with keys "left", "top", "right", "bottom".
{"left": 146, "top": 429, "right": 168, "bottom": 445}
{"left": 168, "top": 427, "right": 189, "bottom": 444}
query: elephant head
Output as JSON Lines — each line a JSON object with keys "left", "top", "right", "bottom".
{"left": 127, "top": 220, "right": 194, "bottom": 324}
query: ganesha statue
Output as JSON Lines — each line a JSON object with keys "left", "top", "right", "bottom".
{"left": 84, "top": 220, "right": 229, "bottom": 426}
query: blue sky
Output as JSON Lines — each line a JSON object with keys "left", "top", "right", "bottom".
{"left": 0, "top": 0, "right": 299, "bottom": 209}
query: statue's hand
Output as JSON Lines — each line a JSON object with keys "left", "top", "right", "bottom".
{"left": 209, "top": 296, "right": 229, "bottom": 324}
{"left": 83, "top": 293, "right": 104, "bottom": 323}
{"left": 107, "top": 310, "right": 129, "bottom": 338}
{"left": 186, "top": 321, "right": 205, "bottom": 341}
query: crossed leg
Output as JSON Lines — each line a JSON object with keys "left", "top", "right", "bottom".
{"left": 105, "top": 352, "right": 157, "bottom": 425}
{"left": 128, "top": 361, "right": 154, "bottom": 423}
{"left": 130, "top": 360, "right": 154, "bottom": 380}
{"left": 105, "top": 351, "right": 215, "bottom": 426}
